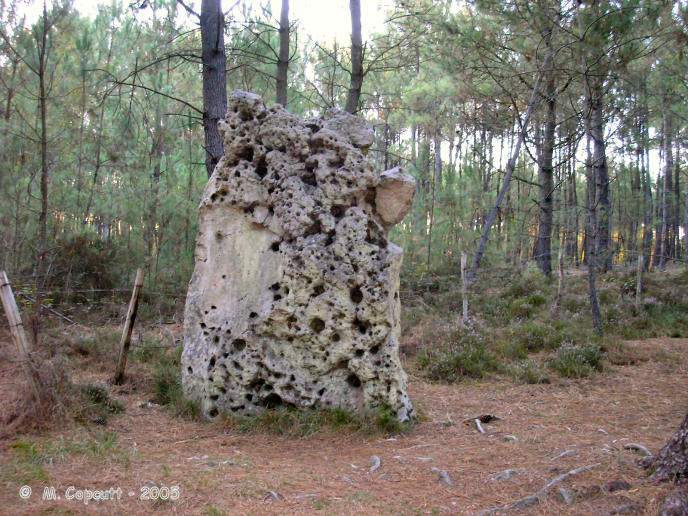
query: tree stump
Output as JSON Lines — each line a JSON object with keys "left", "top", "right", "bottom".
{"left": 640, "top": 412, "right": 688, "bottom": 483}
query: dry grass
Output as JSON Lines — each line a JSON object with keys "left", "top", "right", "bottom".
{"left": 1, "top": 310, "right": 686, "bottom": 514}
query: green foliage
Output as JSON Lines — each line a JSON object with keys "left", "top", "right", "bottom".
{"left": 509, "top": 359, "right": 552, "bottom": 384}
{"left": 549, "top": 343, "right": 605, "bottom": 378}
{"left": 151, "top": 345, "right": 201, "bottom": 420}
{"left": 225, "top": 405, "right": 411, "bottom": 437}
{"left": 417, "top": 329, "right": 498, "bottom": 382}
{"left": 79, "top": 384, "right": 124, "bottom": 423}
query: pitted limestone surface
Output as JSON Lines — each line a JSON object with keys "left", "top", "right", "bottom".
{"left": 182, "top": 90, "right": 416, "bottom": 421}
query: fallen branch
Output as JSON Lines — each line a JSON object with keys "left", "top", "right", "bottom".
{"left": 17, "top": 292, "right": 87, "bottom": 329}
{"left": 474, "top": 463, "right": 601, "bottom": 515}
{"left": 430, "top": 467, "right": 453, "bottom": 486}
{"left": 369, "top": 455, "right": 381, "bottom": 472}
{"left": 550, "top": 449, "right": 575, "bottom": 461}
{"left": 624, "top": 443, "right": 652, "bottom": 456}
{"left": 475, "top": 418, "right": 486, "bottom": 434}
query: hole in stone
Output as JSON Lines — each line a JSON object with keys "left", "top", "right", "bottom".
{"left": 211, "top": 305, "right": 217, "bottom": 310}
{"left": 312, "top": 284, "right": 325, "bottom": 296}
{"left": 355, "top": 349, "right": 364, "bottom": 357}
{"left": 353, "top": 318, "right": 370, "bottom": 334}
{"left": 331, "top": 333, "right": 340, "bottom": 342}
{"left": 231, "top": 405, "right": 245, "bottom": 412}
{"left": 215, "top": 231, "right": 222, "bottom": 240}
{"left": 290, "top": 374, "right": 295, "bottom": 381}
{"left": 270, "top": 283, "right": 280, "bottom": 291}
{"left": 249, "top": 378, "right": 265, "bottom": 391}
{"left": 187, "top": 367, "right": 193, "bottom": 374}
{"left": 245, "top": 393, "right": 253, "bottom": 402}
{"left": 350, "top": 286, "right": 363, "bottom": 304}
{"left": 200, "top": 322, "right": 206, "bottom": 328}
{"left": 232, "top": 339, "right": 246, "bottom": 352}
{"left": 318, "top": 388, "right": 326, "bottom": 396}
{"left": 273, "top": 294, "right": 282, "bottom": 301}
{"left": 264, "top": 384, "right": 273, "bottom": 392}
{"left": 270, "top": 241, "right": 280, "bottom": 252}
{"left": 330, "top": 205, "right": 345, "bottom": 219}
{"left": 235, "top": 170, "right": 241, "bottom": 177}
{"left": 218, "top": 385, "right": 227, "bottom": 394}
{"left": 346, "top": 374, "right": 362, "bottom": 388}
{"left": 256, "top": 155, "right": 268, "bottom": 178}
{"left": 208, "top": 357, "right": 216, "bottom": 370}
{"left": 233, "top": 360, "right": 242, "bottom": 370}
{"left": 210, "top": 394, "right": 219, "bottom": 401}
{"left": 213, "top": 335, "right": 219, "bottom": 343}
{"left": 370, "top": 344, "right": 380, "bottom": 354}
{"left": 302, "top": 170, "right": 317, "bottom": 186}
{"left": 304, "top": 220, "right": 321, "bottom": 236}
{"left": 310, "top": 318, "right": 325, "bottom": 333}
{"left": 249, "top": 312, "right": 258, "bottom": 318}
{"left": 208, "top": 407, "right": 219, "bottom": 417}
{"left": 222, "top": 274, "right": 227, "bottom": 279}
{"left": 239, "top": 110, "right": 252, "bottom": 122}
{"left": 261, "top": 393, "right": 283, "bottom": 409}
{"left": 324, "top": 231, "right": 336, "bottom": 246}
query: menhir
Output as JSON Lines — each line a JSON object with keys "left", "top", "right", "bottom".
{"left": 182, "top": 91, "right": 416, "bottom": 421}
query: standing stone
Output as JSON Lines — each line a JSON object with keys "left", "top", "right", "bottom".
{"left": 182, "top": 90, "right": 416, "bottom": 421}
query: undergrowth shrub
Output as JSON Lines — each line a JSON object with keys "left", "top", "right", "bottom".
{"left": 224, "top": 405, "right": 411, "bottom": 437}
{"left": 417, "top": 330, "right": 497, "bottom": 381}
{"left": 549, "top": 343, "right": 605, "bottom": 378}
{"left": 151, "top": 346, "right": 201, "bottom": 420}
{"left": 510, "top": 359, "right": 552, "bottom": 384}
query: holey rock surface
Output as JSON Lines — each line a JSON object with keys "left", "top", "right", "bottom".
{"left": 182, "top": 91, "right": 416, "bottom": 421}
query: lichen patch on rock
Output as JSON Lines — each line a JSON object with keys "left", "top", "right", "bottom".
{"left": 182, "top": 90, "right": 416, "bottom": 421}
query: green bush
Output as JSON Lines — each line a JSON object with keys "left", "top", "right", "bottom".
{"left": 152, "top": 346, "right": 201, "bottom": 420}
{"left": 226, "top": 405, "right": 411, "bottom": 437}
{"left": 549, "top": 343, "right": 605, "bottom": 378}
{"left": 417, "top": 331, "right": 497, "bottom": 382}
{"left": 510, "top": 359, "right": 552, "bottom": 384}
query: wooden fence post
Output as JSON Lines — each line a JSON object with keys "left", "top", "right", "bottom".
{"left": 636, "top": 254, "right": 644, "bottom": 311}
{"left": 461, "top": 252, "right": 468, "bottom": 322}
{"left": 113, "top": 269, "right": 145, "bottom": 385}
{"left": 0, "top": 271, "right": 42, "bottom": 399}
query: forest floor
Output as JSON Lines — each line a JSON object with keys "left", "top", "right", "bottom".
{"left": 0, "top": 316, "right": 686, "bottom": 515}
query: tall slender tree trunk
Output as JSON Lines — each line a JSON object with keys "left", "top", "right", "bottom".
{"left": 673, "top": 132, "right": 680, "bottom": 260}
{"left": 536, "top": 74, "right": 556, "bottom": 277}
{"left": 201, "top": 0, "right": 227, "bottom": 177}
{"left": 345, "top": 0, "right": 363, "bottom": 114}
{"left": 684, "top": 192, "right": 688, "bottom": 267}
{"left": 275, "top": 0, "right": 289, "bottom": 107}
{"left": 659, "top": 111, "right": 672, "bottom": 271}
{"left": 34, "top": 1, "right": 51, "bottom": 346}
{"left": 590, "top": 83, "right": 611, "bottom": 272}
{"left": 641, "top": 98, "right": 653, "bottom": 270}
{"left": 466, "top": 15, "right": 558, "bottom": 283}
{"left": 426, "top": 133, "right": 440, "bottom": 270}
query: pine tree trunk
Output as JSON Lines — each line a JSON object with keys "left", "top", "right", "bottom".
{"left": 344, "top": 0, "right": 363, "bottom": 114}
{"left": 640, "top": 411, "right": 688, "bottom": 484}
{"left": 275, "top": 0, "right": 289, "bottom": 107}
{"left": 201, "top": 0, "right": 227, "bottom": 177}
{"left": 536, "top": 74, "right": 556, "bottom": 277}
{"left": 591, "top": 83, "right": 611, "bottom": 273}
